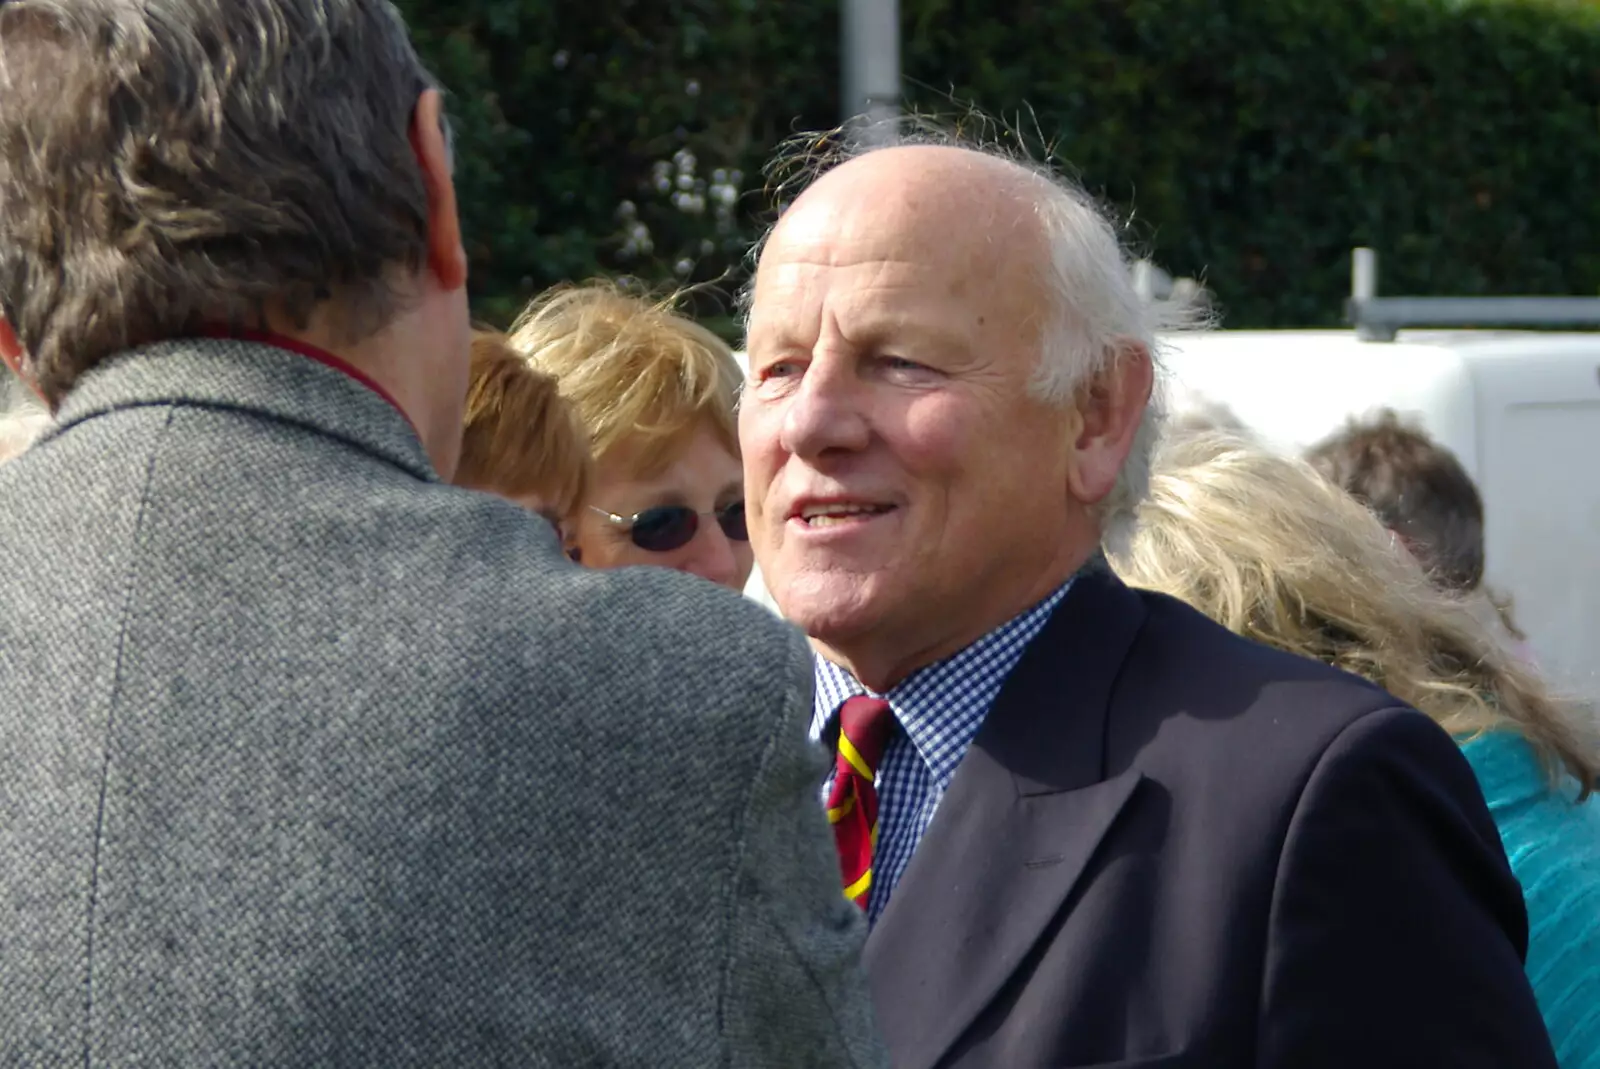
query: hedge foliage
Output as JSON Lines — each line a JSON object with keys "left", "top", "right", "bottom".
{"left": 395, "top": 0, "right": 1600, "bottom": 332}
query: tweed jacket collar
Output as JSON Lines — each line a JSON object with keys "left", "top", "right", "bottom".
{"left": 46, "top": 336, "right": 437, "bottom": 482}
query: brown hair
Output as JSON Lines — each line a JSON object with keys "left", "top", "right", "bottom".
{"left": 1111, "top": 433, "right": 1599, "bottom": 798}
{"left": 0, "top": 0, "right": 443, "bottom": 405}
{"left": 507, "top": 280, "right": 741, "bottom": 479}
{"left": 454, "top": 330, "right": 591, "bottom": 519}
{"left": 1305, "top": 409, "right": 1486, "bottom": 593}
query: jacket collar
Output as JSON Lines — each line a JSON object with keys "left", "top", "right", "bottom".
{"left": 47, "top": 337, "right": 436, "bottom": 481}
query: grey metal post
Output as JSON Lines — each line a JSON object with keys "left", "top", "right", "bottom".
{"left": 842, "top": 0, "right": 900, "bottom": 147}
{"left": 1351, "top": 247, "right": 1378, "bottom": 303}
{"left": 1350, "top": 247, "right": 1387, "bottom": 341}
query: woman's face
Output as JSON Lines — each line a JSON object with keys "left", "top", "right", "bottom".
{"left": 573, "top": 424, "right": 753, "bottom": 591}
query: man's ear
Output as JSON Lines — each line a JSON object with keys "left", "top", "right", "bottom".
{"left": 408, "top": 88, "right": 468, "bottom": 292}
{"left": 1065, "top": 339, "right": 1155, "bottom": 506}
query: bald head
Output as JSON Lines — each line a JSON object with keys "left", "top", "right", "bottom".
{"left": 770, "top": 145, "right": 1055, "bottom": 272}
{"left": 750, "top": 144, "right": 1071, "bottom": 397}
{"left": 754, "top": 143, "right": 1159, "bottom": 404}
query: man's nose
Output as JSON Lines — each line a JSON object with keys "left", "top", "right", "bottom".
{"left": 779, "top": 357, "right": 871, "bottom": 460}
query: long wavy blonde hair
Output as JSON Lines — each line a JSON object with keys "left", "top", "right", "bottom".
{"left": 1109, "top": 432, "right": 1599, "bottom": 797}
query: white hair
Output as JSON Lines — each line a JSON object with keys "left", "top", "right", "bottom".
{"left": 1028, "top": 181, "right": 1207, "bottom": 540}
{"left": 746, "top": 116, "right": 1210, "bottom": 541}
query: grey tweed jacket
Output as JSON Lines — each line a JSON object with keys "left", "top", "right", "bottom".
{"left": 0, "top": 339, "right": 885, "bottom": 1068}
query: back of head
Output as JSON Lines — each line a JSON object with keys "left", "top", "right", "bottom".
{"left": 508, "top": 280, "right": 741, "bottom": 478}
{"left": 455, "top": 329, "right": 592, "bottom": 519}
{"left": 1111, "top": 432, "right": 1598, "bottom": 794}
{"left": 0, "top": 0, "right": 439, "bottom": 404}
{"left": 1305, "top": 410, "right": 1485, "bottom": 593}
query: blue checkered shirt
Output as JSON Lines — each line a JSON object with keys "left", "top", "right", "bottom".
{"left": 811, "top": 580, "right": 1072, "bottom": 923}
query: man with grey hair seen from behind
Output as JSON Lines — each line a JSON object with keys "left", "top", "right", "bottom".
{"left": 739, "top": 127, "right": 1557, "bottom": 1069}
{"left": 0, "top": 2, "right": 885, "bottom": 1065}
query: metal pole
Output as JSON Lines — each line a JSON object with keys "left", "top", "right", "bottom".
{"left": 1351, "top": 247, "right": 1378, "bottom": 302}
{"left": 842, "top": 0, "right": 900, "bottom": 147}
{"left": 1350, "top": 247, "right": 1385, "bottom": 341}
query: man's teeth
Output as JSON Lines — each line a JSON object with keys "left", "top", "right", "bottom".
{"left": 800, "top": 504, "right": 888, "bottom": 526}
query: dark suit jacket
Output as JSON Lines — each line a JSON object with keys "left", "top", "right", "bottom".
{"left": 863, "top": 566, "right": 1556, "bottom": 1069}
{"left": 0, "top": 339, "right": 886, "bottom": 1067}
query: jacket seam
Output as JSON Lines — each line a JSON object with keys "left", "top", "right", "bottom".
{"left": 81, "top": 406, "right": 176, "bottom": 1068}
{"left": 713, "top": 629, "right": 818, "bottom": 1069}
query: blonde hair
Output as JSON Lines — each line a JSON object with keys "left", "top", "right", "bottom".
{"left": 507, "top": 280, "right": 741, "bottom": 479}
{"left": 453, "top": 329, "right": 592, "bottom": 519}
{"left": 1109, "top": 432, "right": 1599, "bottom": 797}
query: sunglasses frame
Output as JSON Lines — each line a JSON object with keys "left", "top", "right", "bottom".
{"left": 588, "top": 501, "right": 748, "bottom": 553}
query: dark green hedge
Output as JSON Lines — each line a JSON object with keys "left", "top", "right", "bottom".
{"left": 394, "top": 0, "right": 839, "bottom": 334}
{"left": 397, "top": 0, "right": 1600, "bottom": 332}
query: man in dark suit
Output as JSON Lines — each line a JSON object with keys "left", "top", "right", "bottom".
{"left": 738, "top": 134, "right": 1557, "bottom": 1067}
{"left": 0, "top": 2, "right": 885, "bottom": 1065}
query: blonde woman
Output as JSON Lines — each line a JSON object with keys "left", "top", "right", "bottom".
{"left": 1110, "top": 433, "right": 1600, "bottom": 1068}
{"left": 452, "top": 329, "right": 592, "bottom": 545}
{"left": 506, "top": 281, "right": 751, "bottom": 591}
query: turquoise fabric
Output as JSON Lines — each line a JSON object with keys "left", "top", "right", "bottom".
{"left": 1462, "top": 730, "right": 1600, "bottom": 1069}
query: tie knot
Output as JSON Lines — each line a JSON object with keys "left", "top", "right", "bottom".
{"left": 838, "top": 695, "right": 895, "bottom": 773}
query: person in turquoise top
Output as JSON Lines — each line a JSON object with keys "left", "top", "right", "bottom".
{"left": 1110, "top": 432, "right": 1600, "bottom": 1067}
{"left": 1463, "top": 729, "right": 1600, "bottom": 1067}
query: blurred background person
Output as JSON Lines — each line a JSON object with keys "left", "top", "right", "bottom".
{"left": 509, "top": 281, "right": 752, "bottom": 590}
{"left": 453, "top": 328, "right": 591, "bottom": 548}
{"left": 1306, "top": 408, "right": 1534, "bottom": 662}
{"left": 1111, "top": 433, "right": 1600, "bottom": 1068}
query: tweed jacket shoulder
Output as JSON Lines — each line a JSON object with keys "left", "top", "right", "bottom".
{"left": 0, "top": 339, "right": 885, "bottom": 1068}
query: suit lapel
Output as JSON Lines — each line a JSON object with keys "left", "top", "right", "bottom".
{"left": 862, "top": 567, "right": 1149, "bottom": 1069}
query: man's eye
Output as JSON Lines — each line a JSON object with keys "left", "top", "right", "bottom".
{"left": 759, "top": 360, "right": 800, "bottom": 380}
{"left": 882, "top": 356, "right": 938, "bottom": 376}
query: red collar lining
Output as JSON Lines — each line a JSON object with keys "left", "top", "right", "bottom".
{"left": 200, "top": 325, "right": 412, "bottom": 427}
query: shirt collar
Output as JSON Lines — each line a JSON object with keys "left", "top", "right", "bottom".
{"left": 812, "top": 579, "right": 1073, "bottom": 787}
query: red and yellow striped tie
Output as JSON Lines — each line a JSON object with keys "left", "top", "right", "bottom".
{"left": 826, "top": 696, "right": 895, "bottom": 909}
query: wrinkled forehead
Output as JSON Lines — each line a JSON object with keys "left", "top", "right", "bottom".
{"left": 749, "top": 165, "right": 1053, "bottom": 350}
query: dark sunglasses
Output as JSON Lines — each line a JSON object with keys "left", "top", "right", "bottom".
{"left": 589, "top": 501, "right": 749, "bottom": 553}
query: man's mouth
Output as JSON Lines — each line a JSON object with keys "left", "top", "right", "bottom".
{"left": 794, "top": 502, "right": 895, "bottom": 528}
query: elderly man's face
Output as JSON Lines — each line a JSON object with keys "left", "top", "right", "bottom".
{"left": 740, "top": 149, "right": 1096, "bottom": 688}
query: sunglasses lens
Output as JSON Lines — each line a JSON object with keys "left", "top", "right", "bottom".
{"left": 717, "top": 500, "right": 749, "bottom": 542}
{"left": 630, "top": 506, "right": 698, "bottom": 552}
